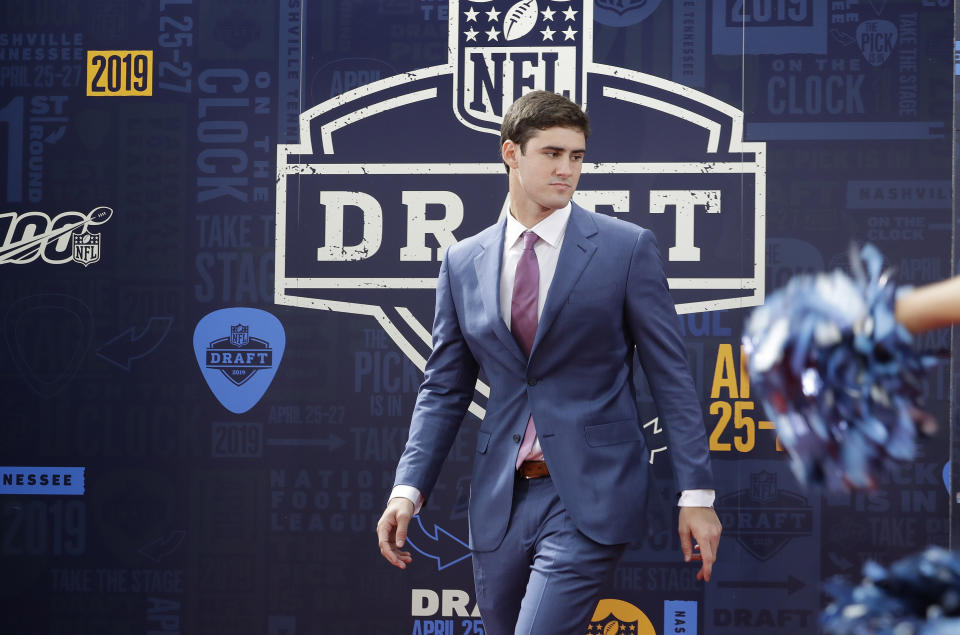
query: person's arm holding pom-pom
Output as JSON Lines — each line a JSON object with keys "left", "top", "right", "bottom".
{"left": 895, "top": 275, "right": 960, "bottom": 334}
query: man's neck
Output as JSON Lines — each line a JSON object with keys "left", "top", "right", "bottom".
{"left": 508, "top": 192, "right": 559, "bottom": 229}
{"left": 509, "top": 207, "right": 554, "bottom": 229}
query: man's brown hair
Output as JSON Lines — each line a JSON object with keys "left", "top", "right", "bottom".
{"left": 500, "top": 90, "right": 590, "bottom": 172}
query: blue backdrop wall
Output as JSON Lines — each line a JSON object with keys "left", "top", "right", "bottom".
{"left": 0, "top": 1, "right": 955, "bottom": 633}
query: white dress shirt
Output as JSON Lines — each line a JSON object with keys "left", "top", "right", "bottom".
{"left": 392, "top": 204, "right": 714, "bottom": 511}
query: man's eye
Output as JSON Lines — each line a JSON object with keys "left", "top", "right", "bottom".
{"left": 572, "top": 155, "right": 583, "bottom": 162}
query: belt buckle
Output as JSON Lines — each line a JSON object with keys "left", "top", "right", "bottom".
{"left": 519, "top": 460, "right": 548, "bottom": 479}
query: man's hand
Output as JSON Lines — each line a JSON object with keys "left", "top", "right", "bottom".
{"left": 377, "top": 497, "right": 415, "bottom": 569}
{"left": 678, "top": 506, "right": 722, "bottom": 581}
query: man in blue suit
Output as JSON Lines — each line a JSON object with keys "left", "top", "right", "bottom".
{"left": 377, "top": 91, "right": 721, "bottom": 634}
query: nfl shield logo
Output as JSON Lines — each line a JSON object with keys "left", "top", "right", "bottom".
{"left": 230, "top": 324, "right": 250, "bottom": 347}
{"left": 589, "top": 616, "right": 640, "bottom": 634}
{"left": 452, "top": 0, "right": 591, "bottom": 134}
{"left": 750, "top": 471, "right": 778, "bottom": 505}
{"left": 594, "top": 0, "right": 664, "bottom": 27}
{"left": 596, "top": 0, "right": 656, "bottom": 16}
{"left": 72, "top": 229, "right": 101, "bottom": 267}
{"left": 596, "top": 0, "right": 660, "bottom": 15}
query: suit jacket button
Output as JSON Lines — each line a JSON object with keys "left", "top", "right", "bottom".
{"left": 512, "top": 434, "right": 521, "bottom": 443}
{"left": 527, "top": 378, "right": 538, "bottom": 386}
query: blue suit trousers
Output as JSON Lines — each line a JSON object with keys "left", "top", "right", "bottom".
{"left": 472, "top": 476, "right": 627, "bottom": 635}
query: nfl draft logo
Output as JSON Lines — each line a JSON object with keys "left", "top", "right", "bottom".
{"left": 193, "top": 308, "right": 286, "bottom": 414}
{"left": 205, "top": 324, "right": 273, "bottom": 386}
{"left": 275, "top": 0, "right": 766, "bottom": 419}
{"left": 72, "top": 229, "right": 101, "bottom": 266}
{"left": 717, "top": 470, "right": 814, "bottom": 562}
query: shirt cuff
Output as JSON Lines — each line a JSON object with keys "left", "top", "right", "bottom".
{"left": 678, "top": 489, "right": 715, "bottom": 507}
{"left": 390, "top": 485, "right": 423, "bottom": 515}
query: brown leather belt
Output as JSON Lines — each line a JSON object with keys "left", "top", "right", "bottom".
{"left": 517, "top": 460, "right": 550, "bottom": 479}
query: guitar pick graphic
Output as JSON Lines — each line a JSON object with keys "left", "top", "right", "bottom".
{"left": 856, "top": 19, "right": 897, "bottom": 66}
{"left": 4, "top": 294, "right": 93, "bottom": 396}
{"left": 193, "top": 307, "right": 285, "bottom": 414}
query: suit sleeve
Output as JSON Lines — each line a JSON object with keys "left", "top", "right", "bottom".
{"left": 392, "top": 251, "right": 480, "bottom": 503}
{"left": 625, "top": 229, "right": 714, "bottom": 492}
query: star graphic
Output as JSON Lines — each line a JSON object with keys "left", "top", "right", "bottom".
{"left": 485, "top": 7, "right": 501, "bottom": 21}
{"left": 485, "top": 26, "right": 500, "bottom": 41}
{"left": 541, "top": 7, "right": 555, "bottom": 21}
{"left": 540, "top": 25, "right": 555, "bottom": 40}
{"left": 562, "top": 6, "right": 578, "bottom": 21}
{"left": 464, "top": 7, "right": 478, "bottom": 22}
{"left": 562, "top": 25, "right": 577, "bottom": 40}
{"left": 464, "top": 27, "right": 479, "bottom": 41}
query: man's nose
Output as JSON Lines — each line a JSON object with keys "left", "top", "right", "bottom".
{"left": 555, "top": 159, "right": 573, "bottom": 177}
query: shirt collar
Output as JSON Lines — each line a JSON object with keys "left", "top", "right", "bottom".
{"left": 505, "top": 202, "right": 572, "bottom": 249}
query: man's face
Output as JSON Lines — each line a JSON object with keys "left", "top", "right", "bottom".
{"left": 504, "top": 126, "right": 586, "bottom": 213}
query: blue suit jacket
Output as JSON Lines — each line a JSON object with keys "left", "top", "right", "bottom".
{"left": 394, "top": 202, "right": 714, "bottom": 552}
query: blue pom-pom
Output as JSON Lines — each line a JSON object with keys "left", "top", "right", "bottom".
{"left": 821, "top": 547, "right": 960, "bottom": 634}
{"left": 743, "top": 244, "right": 936, "bottom": 490}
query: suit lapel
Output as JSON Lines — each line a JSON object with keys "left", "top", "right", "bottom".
{"left": 530, "top": 204, "right": 598, "bottom": 357}
{"left": 474, "top": 218, "right": 527, "bottom": 365}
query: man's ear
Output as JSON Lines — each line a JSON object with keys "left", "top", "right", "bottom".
{"left": 501, "top": 139, "right": 519, "bottom": 170}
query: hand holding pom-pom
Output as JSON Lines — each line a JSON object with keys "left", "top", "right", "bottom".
{"left": 743, "top": 244, "right": 940, "bottom": 490}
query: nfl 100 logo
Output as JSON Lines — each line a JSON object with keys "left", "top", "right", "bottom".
{"left": 0, "top": 205, "right": 112, "bottom": 266}
{"left": 275, "top": 0, "right": 766, "bottom": 419}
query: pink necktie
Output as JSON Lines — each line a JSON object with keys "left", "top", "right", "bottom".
{"left": 512, "top": 231, "right": 540, "bottom": 469}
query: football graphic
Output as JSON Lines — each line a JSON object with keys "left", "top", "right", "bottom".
{"left": 504, "top": 0, "right": 538, "bottom": 41}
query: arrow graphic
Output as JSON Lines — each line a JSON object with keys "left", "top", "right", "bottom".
{"left": 405, "top": 516, "right": 471, "bottom": 570}
{"left": 45, "top": 126, "right": 66, "bottom": 144}
{"left": 266, "top": 434, "right": 345, "bottom": 451}
{"left": 97, "top": 317, "right": 173, "bottom": 370}
{"left": 138, "top": 530, "right": 186, "bottom": 562}
{"left": 828, "top": 552, "right": 854, "bottom": 571}
{"left": 830, "top": 29, "right": 856, "bottom": 47}
{"left": 719, "top": 575, "right": 805, "bottom": 595}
